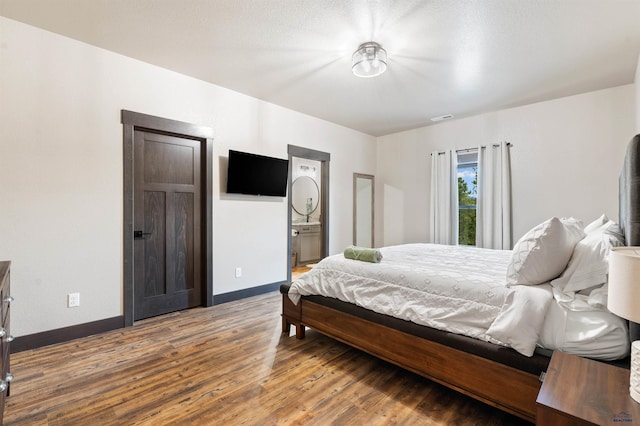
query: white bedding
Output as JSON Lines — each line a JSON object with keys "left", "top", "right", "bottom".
{"left": 539, "top": 285, "right": 630, "bottom": 360}
{"left": 289, "top": 243, "right": 630, "bottom": 359}
{"left": 288, "top": 243, "right": 552, "bottom": 356}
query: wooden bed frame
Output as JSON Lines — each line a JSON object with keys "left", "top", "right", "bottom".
{"left": 281, "top": 294, "right": 542, "bottom": 422}
{"left": 282, "top": 134, "right": 640, "bottom": 424}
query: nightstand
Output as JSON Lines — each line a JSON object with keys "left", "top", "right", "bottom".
{"left": 536, "top": 350, "right": 640, "bottom": 425}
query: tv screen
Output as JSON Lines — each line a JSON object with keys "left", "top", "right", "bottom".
{"left": 226, "top": 150, "right": 289, "bottom": 196}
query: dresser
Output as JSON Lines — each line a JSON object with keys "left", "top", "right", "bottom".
{"left": 0, "top": 262, "right": 13, "bottom": 425}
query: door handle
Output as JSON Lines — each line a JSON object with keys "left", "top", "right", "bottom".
{"left": 134, "top": 230, "right": 152, "bottom": 240}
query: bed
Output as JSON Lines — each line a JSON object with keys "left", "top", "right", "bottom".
{"left": 281, "top": 134, "right": 640, "bottom": 423}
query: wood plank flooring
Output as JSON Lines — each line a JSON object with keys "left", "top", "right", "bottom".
{"left": 292, "top": 266, "right": 312, "bottom": 281}
{"left": 5, "top": 292, "right": 532, "bottom": 425}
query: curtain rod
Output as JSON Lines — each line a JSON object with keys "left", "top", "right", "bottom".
{"left": 430, "top": 142, "right": 513, "bottom": 156}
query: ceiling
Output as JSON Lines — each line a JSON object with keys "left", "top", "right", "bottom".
{"left": 2, "top": 0, "right": 640, "bottom": 137}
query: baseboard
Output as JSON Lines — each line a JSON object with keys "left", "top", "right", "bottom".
{"left": 12, "top": 316, "right": 125, "bottom": 353}
{"left": 213, "top": 281, "right": 284, "bottom": 305}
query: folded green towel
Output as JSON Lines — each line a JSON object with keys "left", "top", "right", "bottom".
{"left": 343, "top": 246, "right": 383, "bottom": 263}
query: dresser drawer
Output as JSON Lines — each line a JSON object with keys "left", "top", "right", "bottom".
{"left": 293, "top": 224, "right": 321, "bottom": 234}
{"left": 0, "top": 281, "right": 9, "bottom": 330}
{"left": 0, "top": 261, "right": 12, "bottom": 425}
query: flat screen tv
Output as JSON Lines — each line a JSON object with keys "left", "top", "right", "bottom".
{"left": 226, "top": 150, "right": 289, "bottom": 196}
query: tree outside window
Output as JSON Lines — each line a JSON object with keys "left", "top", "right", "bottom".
{"left": 457, "top": 152, "right": 478, "bottom": 246}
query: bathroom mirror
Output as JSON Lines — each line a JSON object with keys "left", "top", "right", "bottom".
{"left": 353, "top": 173, "right": 374, "bottom": 247}
{"left": 292, "top": 176, "right": 319, "bottom": 219}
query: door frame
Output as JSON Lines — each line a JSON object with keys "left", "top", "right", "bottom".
{"left": 122, "top": 110, "right": 214, "bottom": 326}
{"left": 287, "top": 145, "right": 330, "bottom": 282}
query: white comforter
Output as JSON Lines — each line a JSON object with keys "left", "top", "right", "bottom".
{"left": 288, "top": 243, "right": 553, "bottom": 356}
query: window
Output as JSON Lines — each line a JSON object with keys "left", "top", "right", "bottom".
{"left": 457, "top": 151, "right": 478, "bottom": 246}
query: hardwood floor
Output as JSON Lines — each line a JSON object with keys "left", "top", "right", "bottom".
{"left": 5, "top": 292, "right": 532, "bottom": 425}
{"left": 292, "top": 266, "right": 312, "bottom": 281}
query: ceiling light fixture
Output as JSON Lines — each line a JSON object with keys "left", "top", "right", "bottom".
{"left": 352, "top": 42, "right": 387, "bottom": 78}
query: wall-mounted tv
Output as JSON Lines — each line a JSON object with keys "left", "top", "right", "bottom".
{"left": 226, "top": 150, "right": 289, "bottom": 197}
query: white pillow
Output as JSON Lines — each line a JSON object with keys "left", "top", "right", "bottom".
{"left": 562, "top": 217, "right": 586, "bottom": 242}
{"left": 506, "top": 217, "right": 585, "bottom": 286}
{"left": 584, "top": 214, "right": 608, "bottom": 234}
{"left": 486, "top": 284, "right": 553, "bottom": 356}
{"left": 584, "top": 215, "right": 625, "bottom": 240}
{"left": 600, "top": 220, "right": 624, "bottom": 243}
{"left": 551, "top": 220, "right": 625, "bottom": 293}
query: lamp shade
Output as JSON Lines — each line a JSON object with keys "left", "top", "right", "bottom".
{"left": 608, "top": 247, "right": 640, "bottom": 323}
{"left": 352, "top": 42, "right": 387, "bottom": 78}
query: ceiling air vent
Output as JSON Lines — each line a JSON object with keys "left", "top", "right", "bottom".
{"left": 430, "top": 114, "right": 454, "bottom": 122}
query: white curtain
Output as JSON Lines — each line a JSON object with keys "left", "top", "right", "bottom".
{"left": 476, "top": 142, "right": 512, "bottom": 249}
{"left": 429, "top": 150, "right": 458, "bottom": 245}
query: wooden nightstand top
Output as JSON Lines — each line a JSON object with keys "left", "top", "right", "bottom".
{"left": 536, "top": 351, "right": 640, "bottom": 425}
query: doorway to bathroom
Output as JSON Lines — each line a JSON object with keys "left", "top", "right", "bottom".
{"left": 287, "top": 145, "right": 330, "bottom": 283}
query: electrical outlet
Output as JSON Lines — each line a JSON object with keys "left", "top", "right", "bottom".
{"left": 68, "top": 292, "right": 80, "bottom": 308}
{"left": 235, "top": 267, "right": 242, "bottom": 278}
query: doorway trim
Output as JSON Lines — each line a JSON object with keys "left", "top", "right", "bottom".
{"left": 287, "top": 145, "right": 330, "bottom": 282}
{"left": 121, "top": 110, "right": 214, "bottom": 326}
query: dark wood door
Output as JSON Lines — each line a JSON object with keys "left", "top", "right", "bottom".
{"left": 133, "top": 130, "right": 202, "bottom": 320}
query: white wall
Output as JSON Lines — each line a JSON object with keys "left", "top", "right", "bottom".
{"left": 0, "top": 17, "right": 377, "bottom": 337}
{"left": 377, "top": 85, "right": 635, "bottom": 246}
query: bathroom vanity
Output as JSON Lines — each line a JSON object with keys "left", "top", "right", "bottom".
{"left": 292, "top": 222, "right": 322, "bottom": 267}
